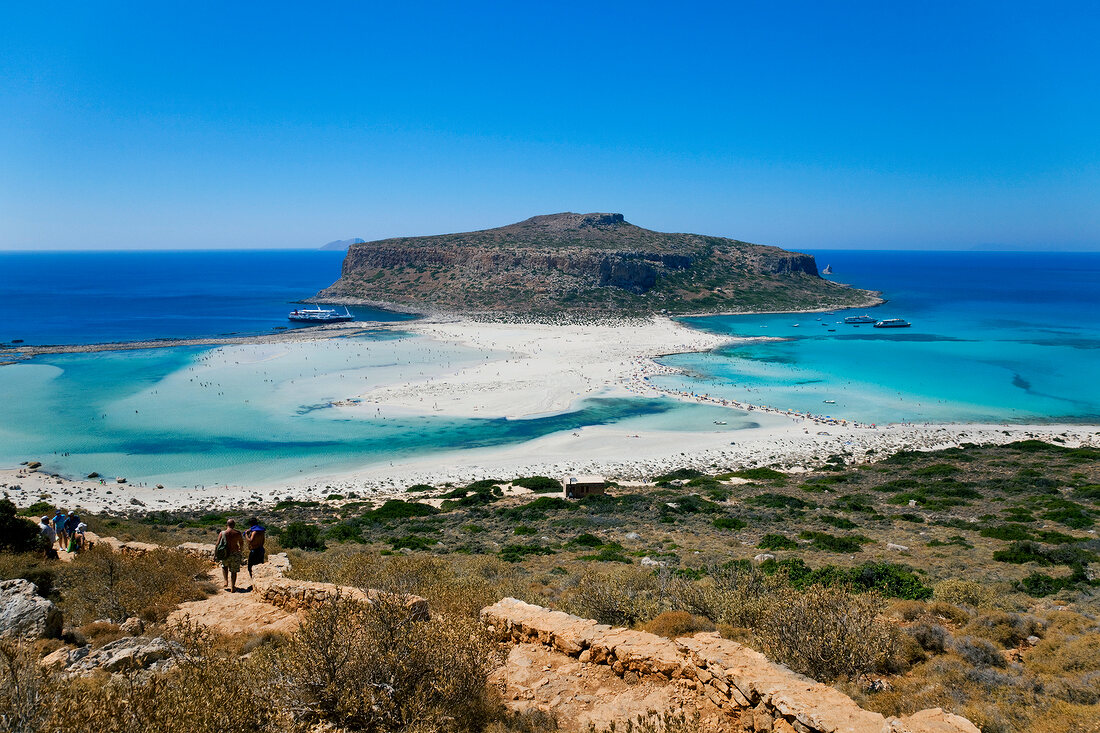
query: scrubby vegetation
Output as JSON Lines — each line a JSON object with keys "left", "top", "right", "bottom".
{"left": 3, "top": 441, "right": 1099, "bottom": 731}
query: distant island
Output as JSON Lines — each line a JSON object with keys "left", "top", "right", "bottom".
{"left": 319, "top": 237, "right": 366, "bottom": 251}
{"left": 315, "top": 213, "right": 880, "bottom": 315}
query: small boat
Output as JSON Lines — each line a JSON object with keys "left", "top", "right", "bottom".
{"left": 843, "top": 315, "right": 877, "bottom": 324}
{"left": 713, "top": 420, "right": 727, "bottom": 425}
{"left": 823, "top": 400, "right": 836, "bottom": 404}
{"left": 792, "top": 323, "right": 799, "bottom": 327}
{"left": 874, "top": 318, "right": 911, "bottom": 329}
{"left": 288, "top": 306, "right": 354, "bottom": 323}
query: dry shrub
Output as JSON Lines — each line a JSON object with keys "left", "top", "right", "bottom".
{"left": 0, "top": 639, "right": 47, "bottom": 733}
{"left": 1, "top": 624, "right": 281, "bottom": 733}
{"left": 288, "top": 548, "right": 527, "bottom": 619}
{"left": 927, "top": 601, "right": 970, "bottom": 626}
{"left": 887, "top": 599, "right": 927, "bottom": 621}
{"left": 933, "top": 578, "right": 997, "bottom": 609}
{"left": 754, "top": 586, "right": 901, "bottom": 681}
{"left": 58, "top": 545, "right": 209, "bottom": 624}
{"left": 953, "top": 636, "right": 1007, "bottom": 668}
{"left": 267, "top": 594, "right": 503, "bottom": 732}
{"left": 560, "top": 566, "right": 662, "bottom": 626}
{"left": 587, "top": 709, "right": 702, "bottom": 732}
{"left": 963, "top": 609, "right": 1042, "bottom": 648}
{"left": 78, "top": 621, "right": 124, "bottom": 645}
{"left": 906, "top": 620, "right": 950, "bottom": 653}
{"left": 642, "top": 611, "right": 715, "bottom": 639}
{"left": 666, "top": 563, "right": 785, "bottom": 629}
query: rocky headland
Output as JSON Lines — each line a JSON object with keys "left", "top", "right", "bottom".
{"left": 316, "top": 212, "right": 880, "bottom": 315}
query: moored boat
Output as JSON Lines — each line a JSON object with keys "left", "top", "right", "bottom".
{"left": 874, "top": 318, "right": 911, "bottom": 328}
{"left": 288, "top": 306, "right": 354, "bottom": 323}
{"left": 843, "top": 315, "right": 877, "bottom": 324}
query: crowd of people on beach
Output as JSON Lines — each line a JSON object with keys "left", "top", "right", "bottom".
{"left": 36, "top": 509, "right": 86, "bottom": 558}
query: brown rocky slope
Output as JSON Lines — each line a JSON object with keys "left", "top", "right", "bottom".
{"left": 316, "top": 213, "right": 880, "bottom": 315}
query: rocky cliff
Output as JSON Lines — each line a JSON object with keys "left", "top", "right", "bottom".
{"left": 316, "top": 213, "right": 878, "bottom": 315}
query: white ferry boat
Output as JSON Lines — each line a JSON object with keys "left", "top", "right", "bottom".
{"left": 288, "top": 306, "right": 354, "bottom": 323}
{"left": 843, "top": 315, "right": 878, "bottom": 324}
{"left": 874, "top": 318, "right": 911, "bottom": 328}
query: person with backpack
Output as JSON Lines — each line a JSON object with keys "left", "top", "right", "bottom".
{"left": 214, "top": 519, "right": 245, "bottom": 593}
{"left": 244, "top": 517, "right": 266, "bottom": 587}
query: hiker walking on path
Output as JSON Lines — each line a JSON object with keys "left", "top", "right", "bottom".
{"left": 215, "top": 519, "right": 245, "bottom": 593}
{"left": 52, "top": 509, "right": 67, "bottom": 550}
{"left": 63, "top": 511, "right": 81, "bottom": 553}
{"left": 245, "top": 517, "right": 266, "bottom": 586}
{"left": 38, "top": 516, "right": 58, "bottom": 559}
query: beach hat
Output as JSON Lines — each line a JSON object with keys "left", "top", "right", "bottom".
{"left": 68, "top": 510, "right": 74, "bottom": 515}
{"left": 41, "top": 516, "right": 49, "bottom": 522}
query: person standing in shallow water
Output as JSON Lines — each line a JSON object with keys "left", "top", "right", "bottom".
{"left": 245, "top": 517, "right": 265, "bottom": 588}
{"left": 217, "top": 519, "right": 245, "bottom": 592}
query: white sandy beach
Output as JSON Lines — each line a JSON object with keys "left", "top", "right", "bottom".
{"left": 1, "top": 316, "right": 1098, "bottom": 513}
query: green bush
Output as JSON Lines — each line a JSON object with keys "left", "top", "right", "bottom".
{"left": 979, "top": 523, "right": 1032, "bottom": 541}
{"left": 282, "top": 522, "right": 326, "bottom": 551}
{"left": 325, "top": 524, "right": 364, "bottom": 543}
{"left": 511, "top": 476, "right": 562, "bottom": 493}
{"left": 16, "top": 500, "right": 55, "bottom": 517}
{"left": 820, "top": 515, "right": 858, "bottom": 529}
{"left": 389, "top": 535, "right": 438, "bottom": 551}
{"left": 405, "top": 484, "right": 434, "bottom": 493}
{"left": 364, "top": 500, "right": 438, "bottom": 522}
{"left": 728, "top": 467, "right": 786, "bottom": 482}
{"left": 746, "top": 493, "right": 814, "bottom": 510}
{"left": 499, "top": 543, "right": 554, "bottom": 562}
{"left": 0, "top": 499, "right": 40, "bottom": 553}
{"left": 757, "top": 534, "right": 797, "bottom": 550}
{"left": 713, "top": 515, "right": 747, "bottom": 530}
{"left": 798, "top": 531, "right": 871, "bottom": 553}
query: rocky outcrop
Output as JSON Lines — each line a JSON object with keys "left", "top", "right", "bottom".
{"left": 0, "top": 579, "right": 61, "bottom": 640}
{"left": 317, "top": 212, "right": 879, "bottom": 315}
{"left": 41, "top": 636, "right": 179, "bottom": 675}
{"left": 482, "top": 598, "right": 979, "bottom": 733}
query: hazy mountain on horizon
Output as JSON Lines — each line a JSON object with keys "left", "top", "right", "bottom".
{"left": 320, "top": 237, "right": 366, "bottom": 251}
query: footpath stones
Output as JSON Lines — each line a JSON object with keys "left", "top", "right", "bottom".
{"left": 0, "top": 579, "right": 62, "bottom": 640}
{"left": 482, "top": 598, "right": 980, "bottom": 733}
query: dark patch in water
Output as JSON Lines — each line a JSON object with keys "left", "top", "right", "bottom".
{"left": 829, "top": 333, "right": 970, "bottom": 343}
{"left": 1012, "top": 374, "right": 1032, "bottom": 392}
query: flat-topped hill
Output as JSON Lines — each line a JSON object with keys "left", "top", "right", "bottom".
{"left": 316, "top": 212, "right": 879, "bottom": 315}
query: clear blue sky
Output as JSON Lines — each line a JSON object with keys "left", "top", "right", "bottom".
{"left": 2, "top": 1, "right": 1098, "bottom": 250}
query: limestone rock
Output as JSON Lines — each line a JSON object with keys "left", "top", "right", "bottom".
{"left": 120, "top": 617, "right": 145, "bottom": 636}
{"left": 67, "top": 636, "right": 179, "bottom": 674}
{"left": 0, "top": 579, "right": 62, "bottom": 640}
{"left": 886, "top": 543, "right": 910, "bottom": 552}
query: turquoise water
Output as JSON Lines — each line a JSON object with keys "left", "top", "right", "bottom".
{"left": 0, "top": 331, "right": 750, "bottom": 485}
{"left": 1, "top": 249, "right": 1096, "bottom": 485}
{"left": 655, "top": 251, "right": 1100, "bottom": 425}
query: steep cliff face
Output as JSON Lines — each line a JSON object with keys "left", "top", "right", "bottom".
{"left": 317, "top": 213, "right": 878, "bottom": 315}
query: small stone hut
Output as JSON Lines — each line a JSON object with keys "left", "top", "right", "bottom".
{"left": 563, "top": 475, "right": 607, "bottom": 499}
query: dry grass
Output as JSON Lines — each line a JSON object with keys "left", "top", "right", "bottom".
{"left": 57, "top": 545, "right": 210, "bottom": 624}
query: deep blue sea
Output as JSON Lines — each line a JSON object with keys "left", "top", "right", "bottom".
{"left": 0, "top": 250, "right": 412, "bottom": 345}
{"left": 0, "top": 249, "right": 1096, "bottom": 485}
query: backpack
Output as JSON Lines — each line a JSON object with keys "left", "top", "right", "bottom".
{"left": 214, "top": 533, "right": 229, "bottom": 562}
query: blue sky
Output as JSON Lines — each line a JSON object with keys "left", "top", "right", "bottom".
{"left": 2, "top": 1, "right": 1098, "bottom": 250}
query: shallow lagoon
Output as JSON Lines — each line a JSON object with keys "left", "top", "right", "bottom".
{"left": 655, "top": 251, "right": 1100, "bottom": 425}
{"left": 0, "top": 331, "right": 749, "bottom": 485}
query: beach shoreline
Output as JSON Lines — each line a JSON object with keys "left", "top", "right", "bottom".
{"left": 1, "top": 315, "right": 1097, "bottom": 514}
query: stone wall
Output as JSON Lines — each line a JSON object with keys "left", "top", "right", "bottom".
{"left": 482, "top": 598, "right": 978, "bottom": 733}
{"left": 253, "top": 575, "right": 429, "bottom": 620}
